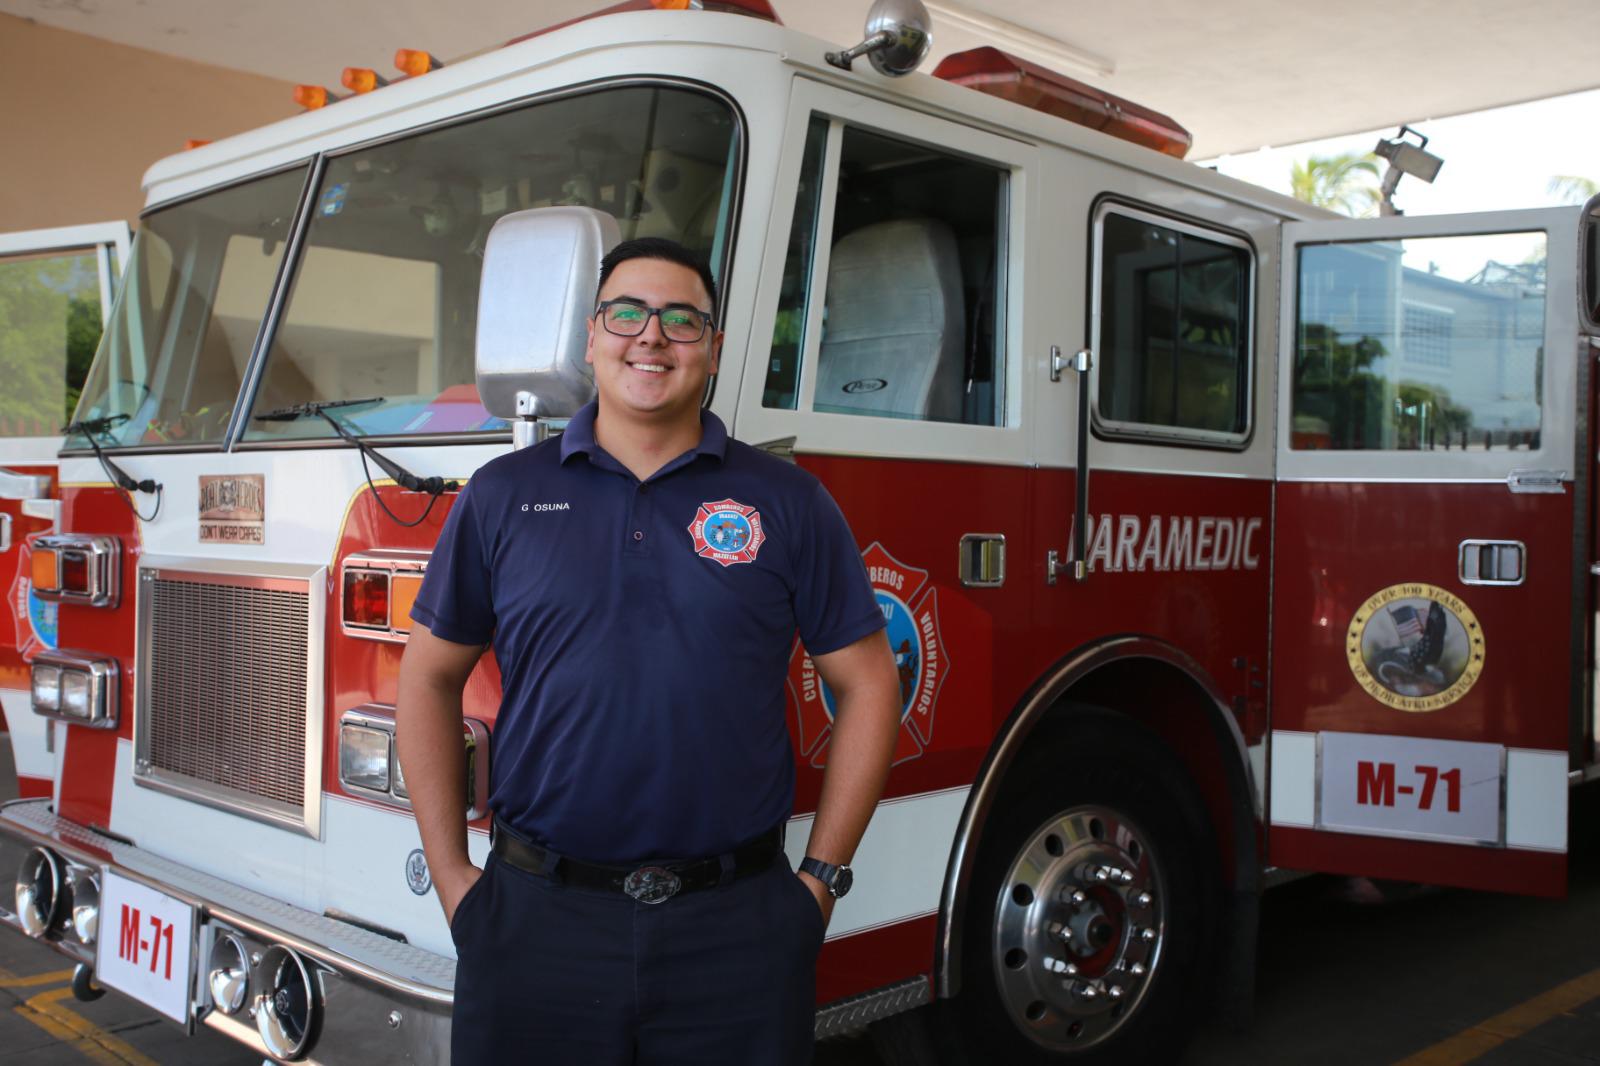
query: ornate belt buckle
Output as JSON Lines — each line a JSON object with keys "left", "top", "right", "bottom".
{"left": 623, "top": 866, "right": 681, "bottom": 904}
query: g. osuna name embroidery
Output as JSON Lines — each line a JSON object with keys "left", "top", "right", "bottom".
{"left": 522, "top": 502, "right": 571, "bottom": 512}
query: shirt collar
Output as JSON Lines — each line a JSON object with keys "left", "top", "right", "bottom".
{"left": 559, "top": 401, "right": 728, "bottom": 467}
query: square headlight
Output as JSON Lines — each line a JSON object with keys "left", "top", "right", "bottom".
{"left": 60, "top": 670, "right": 92, "bottom": 719}
{"left": 31, "top": 664, "right": 61, "bottom": 713}
{"left": 339, "top": 725, "right": 391, "bottom": 793}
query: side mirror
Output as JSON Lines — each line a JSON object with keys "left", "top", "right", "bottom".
{"left": 1582, "top": 194, "right": 1600, "bottom": 335}
{"left": 475, "top": 206, "right": 621, "bottom": 427}
{"left": 825, "top": 0, "right": 933, "bottom": 77}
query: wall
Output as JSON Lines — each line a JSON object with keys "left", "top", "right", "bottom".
{"left": 0, "top": 13, "right": 295, "bottom": 233}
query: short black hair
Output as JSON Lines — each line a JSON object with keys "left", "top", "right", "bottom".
{"left": 596, "top": 237, "right": 718, "bottom": 319}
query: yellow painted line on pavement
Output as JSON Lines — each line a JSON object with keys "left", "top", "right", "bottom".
{"left": 0, "top": 967, "right": 73, "bottom": 988}
{"left": 16, "top": 985, "right": 160, "bottom": 1066}
{"left": 1395, "top": 967, "right": 1600, "bottom": 1066}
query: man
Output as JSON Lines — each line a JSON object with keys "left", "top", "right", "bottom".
{"left": 396, "top": 236, "right": 901, "bottom": 1064}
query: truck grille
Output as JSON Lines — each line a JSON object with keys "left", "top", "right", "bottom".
{"left": 136, "top": 562, "right": 325, "bottom": 837}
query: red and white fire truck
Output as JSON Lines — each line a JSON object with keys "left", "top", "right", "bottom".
{"left": 4, "top": 0, "right": 1599, "bottom": 1062}
{"left": 0, "top": 220, "right": 128, "bottom": 782}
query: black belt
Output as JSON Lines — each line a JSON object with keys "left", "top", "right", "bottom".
{"left": 491, "top": 819, "right": 783, "bottom": 904}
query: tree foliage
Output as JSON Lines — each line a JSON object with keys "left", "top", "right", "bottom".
{"left": 1290, "top": 152, "right": 1381, "bottom": 217}
{"left": 0, "top": 256, "right": 102, "bottom": 437}
{"left": 1548, "top": 174, "right": 1598, "bottom": 204}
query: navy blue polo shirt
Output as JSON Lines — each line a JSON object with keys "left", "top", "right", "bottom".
{"left": 411, "top": 402, "right": 883, "bottom": 864}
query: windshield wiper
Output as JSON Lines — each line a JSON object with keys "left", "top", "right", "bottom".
{"left": 255, "top": 399, "right": 459, "bottom": 528}
{"left": 255, "top": 398, "right": 459, "bottom": 496}
{"left": 63, "top": 414, "right": 164, "bottom": 521}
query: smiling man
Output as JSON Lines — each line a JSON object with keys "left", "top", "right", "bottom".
{"left": 396, "top": 237, "right": 902, "bottom": 1064}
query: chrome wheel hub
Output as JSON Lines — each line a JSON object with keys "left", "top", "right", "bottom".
{"left": 992, "top": 805, "right": 1165, "bottom": 1050}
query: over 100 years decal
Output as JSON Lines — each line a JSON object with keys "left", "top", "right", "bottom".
{"left": 789, "top": 543, "right": 949, "bottom": 767}
{"left": 1347, "top": 583, "right": 1485, "bottom": 712}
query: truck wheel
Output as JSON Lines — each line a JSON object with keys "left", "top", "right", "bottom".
{"left": 953, "top": 709, "right": 1214, "bottom": 1064}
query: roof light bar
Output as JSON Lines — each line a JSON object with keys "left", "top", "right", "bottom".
{"left": 933, "top": 47, "right": 1192, "bottom": 159}
{"left": 505, "top": 0, "right": 779, "bottom": 47}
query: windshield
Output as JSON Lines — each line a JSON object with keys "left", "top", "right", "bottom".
{"left": 69, "top": 168, "right": 306, "bottom": 449}
{"left": 243, "top": 84, "right": 739, "bottom": 442}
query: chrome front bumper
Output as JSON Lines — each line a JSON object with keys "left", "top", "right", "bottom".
{"left": 0, "top": 798, "right": 453, "bottom": 1063}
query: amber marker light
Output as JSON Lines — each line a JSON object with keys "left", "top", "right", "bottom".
{"left": 341, "top": 67, "right": 387, "bottom": 94}
{"left": 293, "top": 85, "right": 334, "bottom": 109}
{"left": 184, "top": 139, "right": 212, "bottom": 150}
{"left": 30, "top": 549, "right": 58, "bottom": 592}
{"left": 650, "top": 0, "right": 694, "bottom": 8}
{"left": 389, "top": 574, "right": 423, "bottom": 634}
{"left": 393, "top": 49, "right": 440, "bottom": 77}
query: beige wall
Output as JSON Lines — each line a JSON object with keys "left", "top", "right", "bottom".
{"left": 0, "top": 13, "right": 295, "bottom": 233}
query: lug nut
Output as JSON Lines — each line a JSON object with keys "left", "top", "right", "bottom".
{"left": 1140, "top": 927, "right": 1157, "bottom": 943}
{"left": 1108, "top": 984, "right": 1125, "bottom": 999}
{"left": 1069, "top": 889, "right": 1087, "bottom": 906}
{"left": 1045, "top": 957, "right": 1078, "bottom": 975}
{"left": 1135, "top": 891, "right": 1153, "bottom": 907}
{"left": 1079, "top": 983, "right": 1099, "bottom": 1000}
{"left": 1118, "top": 869, "right": 1134, "bottom": 884}
{"left": 1130, "top": 962, "right": 1147, "bottom": 977}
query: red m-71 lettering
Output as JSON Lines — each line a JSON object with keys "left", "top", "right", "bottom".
{"left": 115, "top": 902, "right": 175, "bottom": 979}
{"left": 1356, "top": 761, "right": 1462, "bottom": 812}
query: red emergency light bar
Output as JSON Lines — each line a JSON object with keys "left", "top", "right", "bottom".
{"left": 505, "top": 0, "right": 780, "bottom": 47}
{"left": 933, "top": 47, "right": 1193, "bottom": 160}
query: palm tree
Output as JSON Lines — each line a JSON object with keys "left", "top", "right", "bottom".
{"left": 1290, "top": 152, "right": 1381, "bottom": 217}
{"left": 1547, "top": 175, "right": 1598, "bottom": 204}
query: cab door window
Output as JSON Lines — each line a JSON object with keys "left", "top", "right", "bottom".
{"left": 1094, "top": 206, "right": 1253, "bottom": 444}
{"left": 765, "top": 122, "right": 1007, "bottom": 427}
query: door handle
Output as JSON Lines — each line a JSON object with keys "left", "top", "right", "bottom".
{"left": 1460, "top": 540, "right": 1524, "bottom": 585}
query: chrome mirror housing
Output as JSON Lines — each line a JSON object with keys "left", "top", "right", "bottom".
{"left": 826, "top": 0, "right": 933, "bottom": 76}
{"left": 475, "top": 205, "right": 621, "bottom": 424}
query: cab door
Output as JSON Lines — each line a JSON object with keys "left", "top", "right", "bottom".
{"left": 0, "top": 222, "right": 129, "bottom": 765}
{"left": 1267, "top": 208, "right": 1579, "bottom": 896}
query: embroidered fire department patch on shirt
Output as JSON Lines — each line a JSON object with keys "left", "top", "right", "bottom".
{"left": 688, "top": 498, "right": 766, "bottom": 567}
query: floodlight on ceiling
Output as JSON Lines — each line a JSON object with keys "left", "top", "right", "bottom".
{"left": 1374, "top": 124, "right": 1444, "bottom": 216}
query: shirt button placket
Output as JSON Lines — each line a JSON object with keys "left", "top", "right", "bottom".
{"left": 625, "top": 481, "right": 652, "bottom": 556}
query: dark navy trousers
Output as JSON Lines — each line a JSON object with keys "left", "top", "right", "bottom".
{"left": 449, "top": 850, "right": 824, "bottom": 1065}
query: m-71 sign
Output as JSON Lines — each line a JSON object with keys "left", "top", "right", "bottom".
{"left": 1320, "top": 733, "right": 1502, "bottom": 845}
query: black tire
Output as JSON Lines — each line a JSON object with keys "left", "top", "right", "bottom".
{"left": 945, "top": 706, "right": 1218, "bottom": 1065}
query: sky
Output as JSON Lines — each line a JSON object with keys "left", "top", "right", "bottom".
{"left": 1203, "top": 88, "right": 1600, "bottom": 281}
{"left": 1203, "top": 87, "right": 1600, "bottom": 216}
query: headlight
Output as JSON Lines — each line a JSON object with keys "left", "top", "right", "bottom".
{"left": 338, "top": 725, "right": 391, "bottom": 792}
{"left": 60, "top": 671, "right": 92, "bottom": 719}
{"left": 339, "top": 705, "right": 489, "bottom": 818}
{"left": 31, "top": 664, "right": 61, "bottom": 712}
{"left": 30, "top": 652, "right": 118, "bottom": 729}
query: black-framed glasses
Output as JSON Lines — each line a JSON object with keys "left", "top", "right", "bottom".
{"left": 596, "top": 299, "right": 714, "bottom": 343}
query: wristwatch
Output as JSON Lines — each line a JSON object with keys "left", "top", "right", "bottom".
{"left": 799, "top": 857, "right": 854, "bottom": 899}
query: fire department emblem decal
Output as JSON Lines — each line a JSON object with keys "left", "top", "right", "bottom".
{"left": 7, "top": 539, "right": 57, "bottom": 659}
{"left": 687, "top": 498, "right": 766, "bottom": 567}
{"left": 1347, "top": 583, "right": 1485, "bottom": 713}
{"left": 788, "top": 542, "right": 950, "bottom": 767}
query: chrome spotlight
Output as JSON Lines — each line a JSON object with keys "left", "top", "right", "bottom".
{"left": 255, "top": 944, "right": 319, "bottom": 1060}
{"left": 15, "top": 848, "right": 65, "bottom": 937}
{"left": 207, "top": 932, "right": 250, "bottom": 1015}
{"left": 67, "top": 867, "right": 100, "bottom": 944}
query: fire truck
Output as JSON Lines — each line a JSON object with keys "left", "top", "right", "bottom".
{"left": 1, "top": 221, "right": 129, "bottom": 782}
{"left": 4, "top": 0, "right": 1599, "bottom": 1062}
